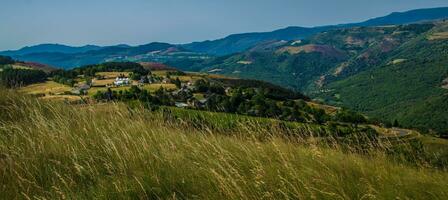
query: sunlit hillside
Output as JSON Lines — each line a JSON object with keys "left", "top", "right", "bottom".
{"left": 0, "top": 89, "right": 447, "bottom": 199}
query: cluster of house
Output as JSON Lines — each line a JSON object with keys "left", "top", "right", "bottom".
{"left": 138, "top": 76, "right": 171, "bottom": 85}
{"left": 173, "top": 84, "right": 232, "bottom": 109}
{"left": 109, "top": 76, "right": 169, "bottom": 87}
{"left": 71, "top": 83, "right": 91, "bottom": 95}
{"left": 174, "top": 97, "right": 208, "bottom": 109}
{"left": 69, "top": 73, "right": 234, "bottom": 112}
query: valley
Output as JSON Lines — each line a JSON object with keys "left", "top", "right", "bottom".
{"left": 1, "top": 5, "right": 448, "bottom": 199}
{"left": 1, "top": 7, "right": 447, "bottom": 152}
{"left": 3, "top": 59, "right": 445, "bottom": 162}
{"left": 176, "top": 21, "right": 448, "bottom": 137}
{"left": 0, "top": 58, "right": 425, "bottom": 140}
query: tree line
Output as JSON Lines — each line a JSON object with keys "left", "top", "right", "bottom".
{"left": 50, "top": 62, "right": 151, "bottom": 86}
{"left": 0, "top": 56, "right": 48, "bottom": 88}
{"left": 0, "top": 68, "right": 47, "bottom": 88}
{"left": 93, "top": 79, "right": 368, "bottom": 126}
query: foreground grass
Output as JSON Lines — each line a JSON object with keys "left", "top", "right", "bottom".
{"left": 0, "top": 90, "right": 447, "bottom": 199}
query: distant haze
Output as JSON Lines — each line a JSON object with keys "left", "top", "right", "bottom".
{"left": 1, "top": 0, "right": 448, "bottom": 50}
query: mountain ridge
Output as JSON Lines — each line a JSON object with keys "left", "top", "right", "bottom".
{"left": 182, "top": 7, "right": 448, "bottom": 55}
{"left": 0, "top": 44, "right": 103, "bottom": 56}
{"left": 3, "top": 42, "right": 205, "bottom": 69}
{"left": 2, "top": 6, "right": 448, "bottom": 64}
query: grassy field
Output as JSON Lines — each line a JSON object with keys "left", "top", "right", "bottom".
{"left": 193, "top": 93, "right": 205, "bottom": 100}
{"left": 19, "top": 81, "right": 82, "bottom": 102}
{"left": 87, "top": 84, "right": 177, "bottom": 96}
{"left": 152, "top": 70, "right": 170, "bottom": 76}
{"left": 10, "top": 64, "right": 34, "bottom": 70}
{"left": 307, "top": 101, "right": 340, "bottom": 115}
{"left": 170, "top": 75, "right": 201, "bottom": 82}
{"left": 92, "top": 79, "right": 115, "bottom": 86}
{"left": 96, "top": 72, "right": 131, "bottom": 79}
{"left": 141, "top": 83, "right": 177, "bottom": 92}
{"left": 40, "top": 95, "right": 83, "bottom": 102}
{"left": 0, "top": 89, "right": 447, "bottom": 199}
{"left": 88, "top": 86, "right": 132, "bottom": 95}
{"left": 0, "top": 64, "right": 34, "bottom": 70}
{"left": 420, "top": 136, "right": 448, "bottom": 161}
{"left": 19, "top": 81, "right": 71, "bottom": 95}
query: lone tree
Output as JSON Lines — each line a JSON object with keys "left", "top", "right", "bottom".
{"left": 393, "top": 119, "right": 400, "bottom": 127}
{"left": 173, "top": 78, "right": 182, "bottom": 88}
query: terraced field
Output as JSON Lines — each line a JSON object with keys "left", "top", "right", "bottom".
{"left": 428, "top": 32, "right": 448, "bottom": 40}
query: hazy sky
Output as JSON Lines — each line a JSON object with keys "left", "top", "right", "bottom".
{"left": 1, "top": 0, "right": 448, "bottom": 50}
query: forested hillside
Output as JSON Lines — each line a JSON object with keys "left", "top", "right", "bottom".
{"left": 190, "top": 21, "right": 448, "bottom": 135}
{"left": 323, "top": 21, "right": 448, "bottom": 135}
{"left": 0, "top": 56, "right": 48, "bottom": 88}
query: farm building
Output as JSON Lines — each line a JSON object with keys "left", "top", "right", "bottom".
{"left": 114, "top": 77, "right": 130, "bottom": 86}
{"left": 72, "top": 83, "right": 91, "bottom": 95}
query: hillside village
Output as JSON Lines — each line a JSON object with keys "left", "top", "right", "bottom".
{"left": 56, "top": 67, "right": 217, "bottom": 110}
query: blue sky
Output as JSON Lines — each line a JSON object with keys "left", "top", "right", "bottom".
{"left": 1, "top": 0, "right": 448, "bottom": 50}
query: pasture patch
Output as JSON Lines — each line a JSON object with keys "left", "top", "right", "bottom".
{"left": 141, "top": 83, "right": 177, "bottom": 92}
{"left": 20, "top": 81, "right": 71, "bottom": 95}
{"left": 96, "top": 72, "right": 130, "bottom": 79}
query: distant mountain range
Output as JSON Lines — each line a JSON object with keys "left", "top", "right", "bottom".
{"left": 0, "top": 44, "right": 103, "bottom": 56}
{"left": 1, "top": 43, "right": 208, "bottom": 69}
{"left": 183, "top": 7, "right": 448, "bottom": 55}
{"left": 2, "top": 7, "right": 448, "bottom": 68}
{"left": 1, "top": 7, "right": 448, "bottom": 135}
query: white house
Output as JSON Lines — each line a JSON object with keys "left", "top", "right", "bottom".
{"left": 114, "top": 77, "right": 130, "bottom": 86}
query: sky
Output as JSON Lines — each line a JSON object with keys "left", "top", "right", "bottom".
{"left": 1, "top": 0, "right": 448, "bottom": 50}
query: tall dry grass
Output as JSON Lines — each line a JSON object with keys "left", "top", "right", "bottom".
{"left": 0, "top": 89, "right": 447, "bottom": 199}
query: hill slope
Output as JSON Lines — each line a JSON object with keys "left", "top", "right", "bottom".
{"left": 195, "top": 23, "right": 433, "bottom": 89}
{"left": 321, "top": 22, "right": 448, "bottom": 134}
{"left": 1, "top": 89, "right": 447, "bottom": 199}
{"left": 192, "top": 21, "right": 448, "bottom": 135}
{"left": 182, "top": 26, "right": 329, "bottom": 55}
